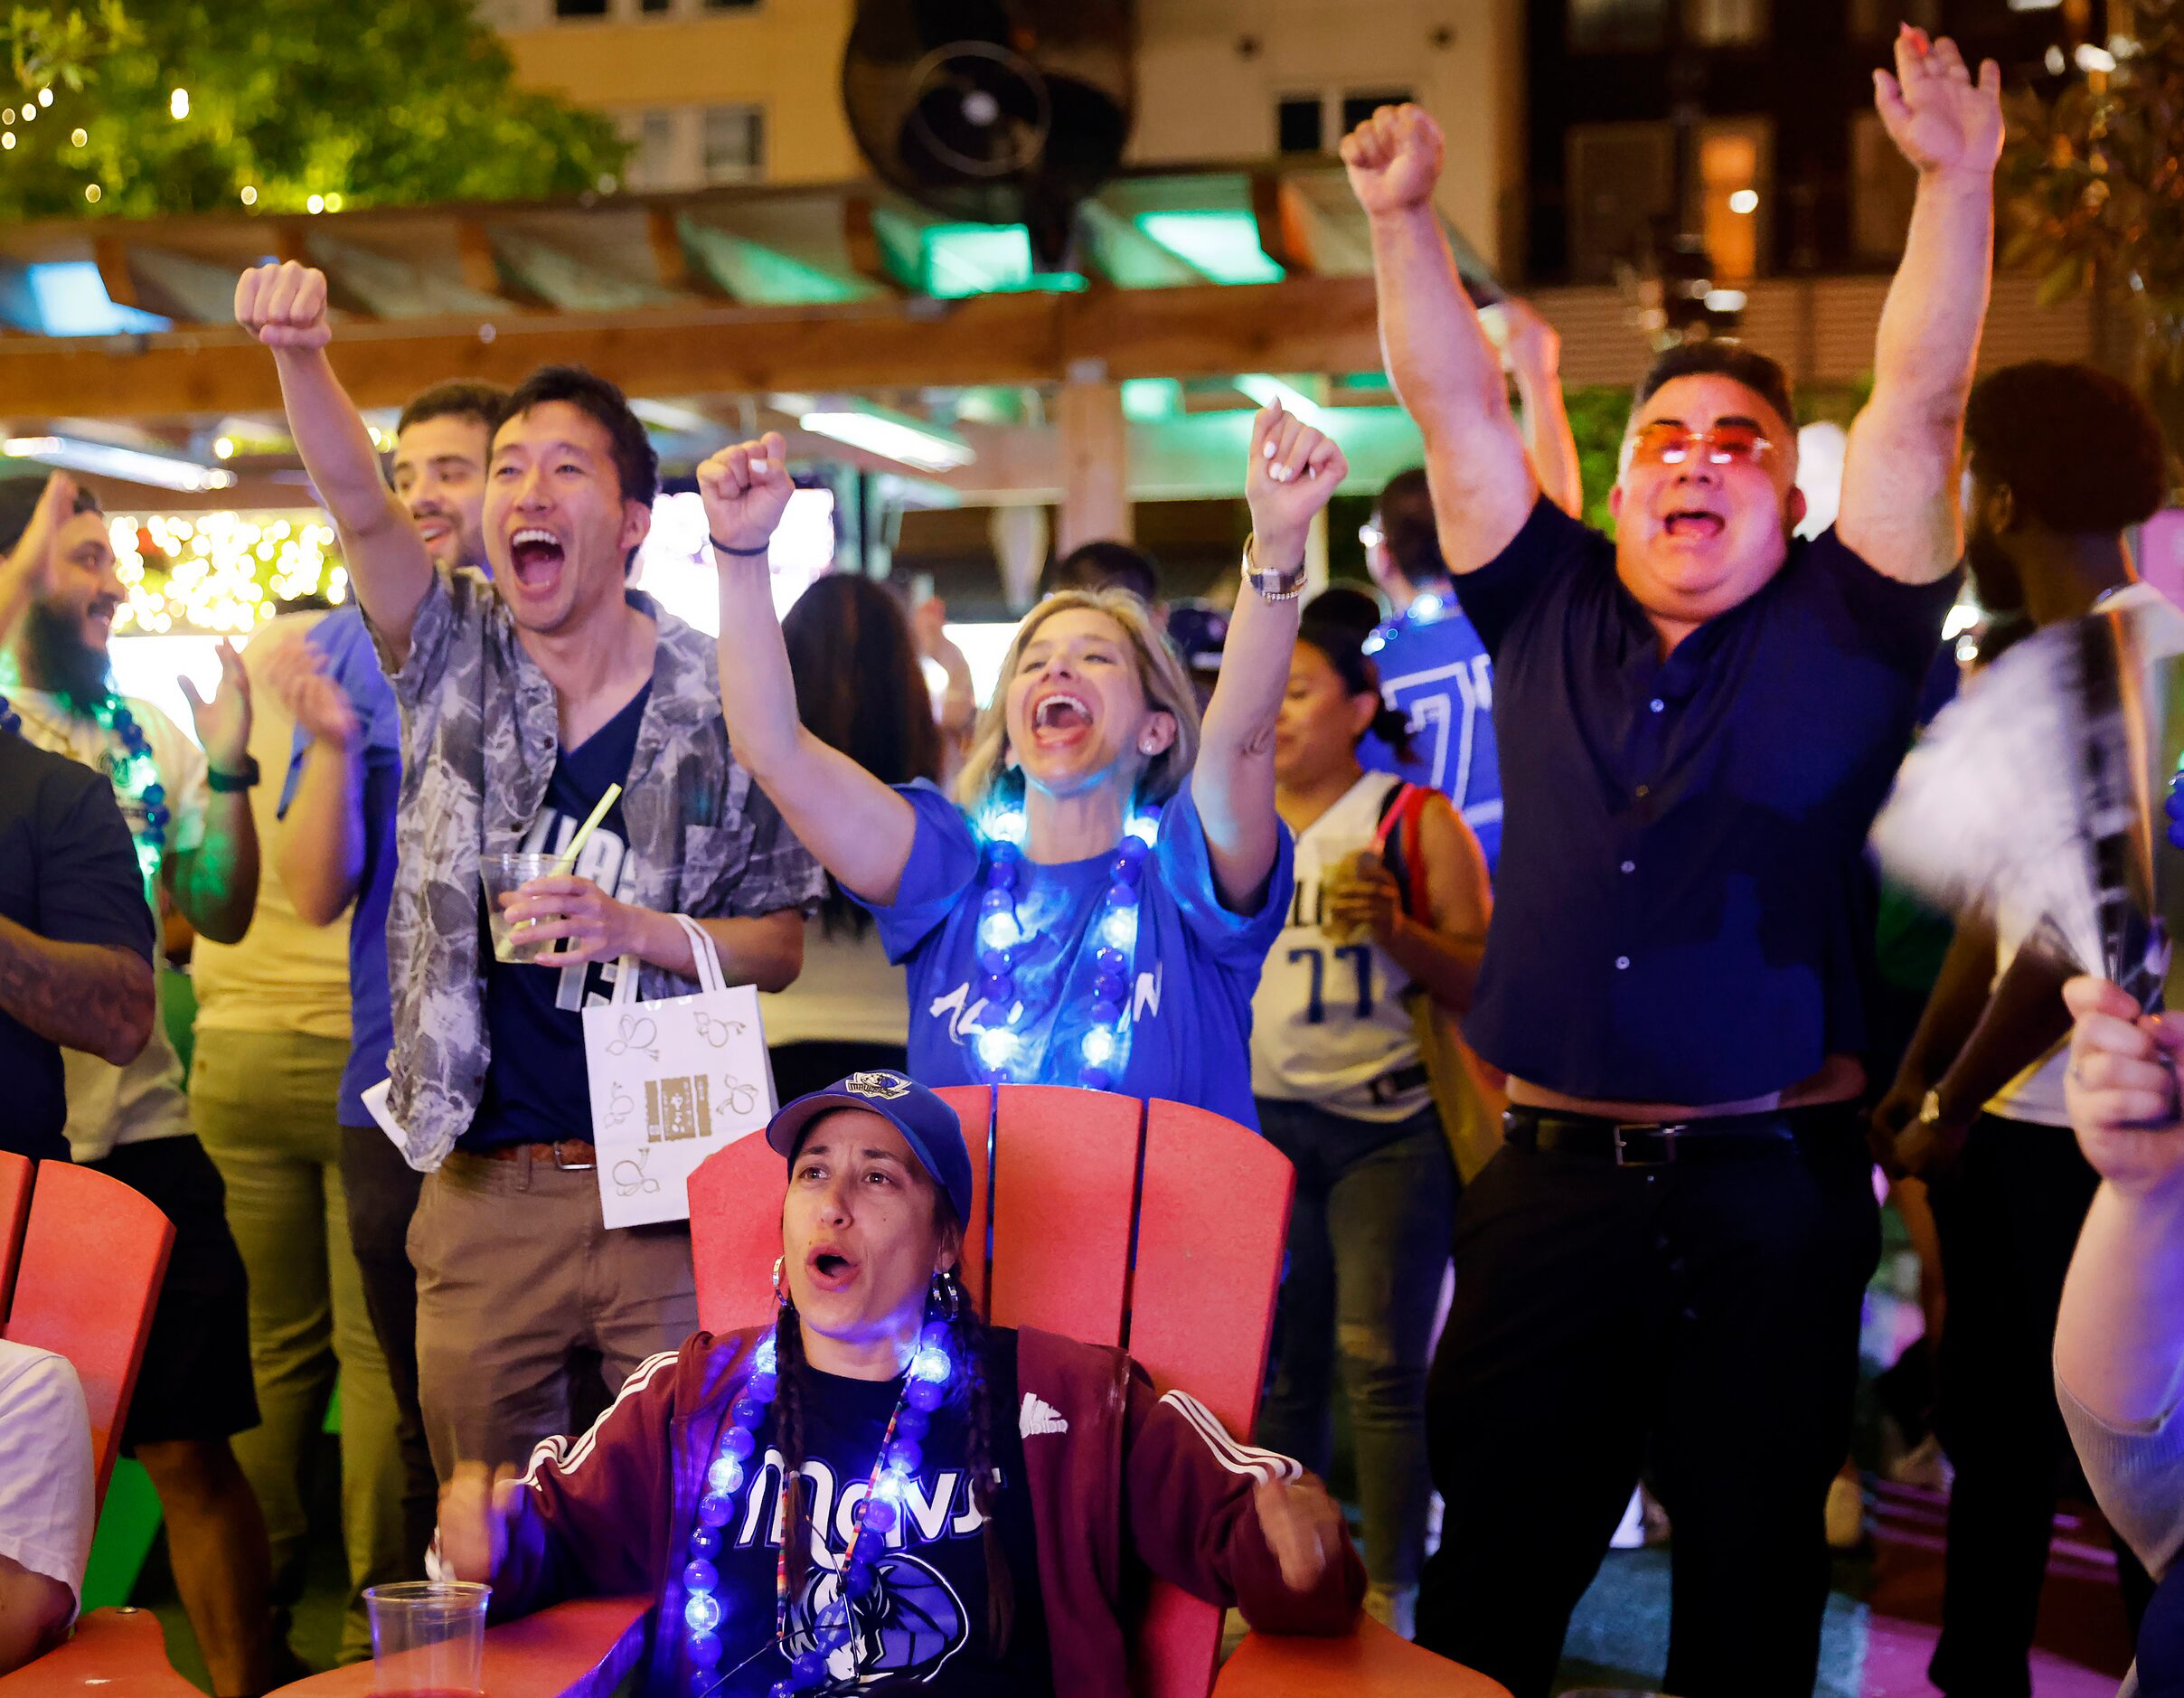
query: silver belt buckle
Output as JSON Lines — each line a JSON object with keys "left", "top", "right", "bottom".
{"left": 552, "top": 1141, "right": 596, "bottom": 1172}
{"left": 1612, "top": 1123, "right": 1681, "bottom": 1167}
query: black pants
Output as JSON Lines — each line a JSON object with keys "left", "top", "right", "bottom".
{"left": 1927, "top": 1113, "right": 2154, "bottom": 1696}
{"left": 1417, "top": 1108, "right": 1879, "bottom": 1698}
{"left": 339, "top": 1125, "right": 437, "bottom": 1572}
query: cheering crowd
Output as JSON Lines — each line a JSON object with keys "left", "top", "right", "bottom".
{"left": 2, "top": 25, "right": 2181, "bottom": 1698}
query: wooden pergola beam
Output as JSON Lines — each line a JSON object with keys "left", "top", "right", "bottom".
{"left": 0, "top": 275, "right": 1381, "bottom": 421}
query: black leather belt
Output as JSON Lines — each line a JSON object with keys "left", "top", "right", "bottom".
{"left": 1365, "top": 1061, "right": 1432, "bottom": 1106}
{"left": 1503, "top": 1106, "right": 1795, "bottom": 1168}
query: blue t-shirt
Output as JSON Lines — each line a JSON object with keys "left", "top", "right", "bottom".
{"left": 1359, "top": 596, "right": 1502, "bottom": 873}
{"left": 281, "top": 604, "right": 401, "bottom": 1128}
{"left": 855, "top": 778, "right": 1292, "bottom": 1131}
{"left": 466, "top": 684, "right": 652, "bottom": 1150}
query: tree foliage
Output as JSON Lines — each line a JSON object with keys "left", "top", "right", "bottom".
{"left": 0, "top": 0, "right": 627, "bottom": 221}
{"left": 1998, "top": 0, "right": 2184, "bottom": 385}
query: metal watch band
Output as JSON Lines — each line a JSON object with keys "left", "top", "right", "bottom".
{"left": 1242, "top": 534, "right": 1307, "bottom": 603}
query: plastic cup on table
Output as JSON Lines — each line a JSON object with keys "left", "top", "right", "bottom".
{"left": 363, "top": 1580, "right": 490, "bottom": 1696}
{"left": 481, "top": 851, "right": 563, "bottom": 965}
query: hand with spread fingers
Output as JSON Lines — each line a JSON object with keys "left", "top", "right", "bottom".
{"left": 697, "top": 430, "right": 795, "bottom": 557}
{"left": 179, "top": 638, "right": 254, "bottom": 773}
{"left": 437, "top": 1461, "right": 525, "bottom": 1584}
{"left": 2062, "top": 976, "right": 2184, "bottom": 1195}
{"left": 261, "top": 633, "right": 360, "bottom": 752}
{"left": 234, "top": 259, "right": 334, "bottom": 351}
{"left": 1252, "top": 1474, "right": 1351, "bottom": 1593}
{"left": 1873, "top": 24, "right": 2003, "bottom": 182}
{"left": 1339, "top": 101, "right": 1444, "bottom": 217}
{"left": 499, "top": 873, "right": 650, "bottom": 970}
{"left": 1244, "top": 401, "right": 1349, "bottom": 568}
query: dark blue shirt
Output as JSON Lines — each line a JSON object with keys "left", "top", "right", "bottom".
{"left": 282, "top": 605, "right": 401, "bottom": 1128}
{"left": 1457, "top": 497, "right": 1958, "bottom": 1104}
{"left": 1359, "top": 598, "right": 1502, "bottom": 873}
{"left": 466, "top": 684, "right": 651, "bottom": 1150}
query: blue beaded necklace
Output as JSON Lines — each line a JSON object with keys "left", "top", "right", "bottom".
{"left": 963, "top": 800, "right": 1160, "bottom": 1090}
{"left": 0, "top": 684, "right": 170, "bottom": 893}
{"left": 683, "top": 1320, "right": 958, "bottom": 1697}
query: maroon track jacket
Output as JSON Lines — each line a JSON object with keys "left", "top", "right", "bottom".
{"left": 480, "top": 1324, "right": 1365, "bottom": 1694}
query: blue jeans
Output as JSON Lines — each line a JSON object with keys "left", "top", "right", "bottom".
{"left": 1256, "top": 1098, "right": 1454, "bottom": 1591}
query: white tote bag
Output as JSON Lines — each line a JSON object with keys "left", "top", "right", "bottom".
{"left": 582, "top": 914, "right": 777, "bottom": 1228}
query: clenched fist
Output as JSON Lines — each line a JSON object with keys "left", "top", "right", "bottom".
{"left": 234, "top": 260, "right": 332, "bottom": 351}
{"left": 1244, "top": 401, "right": 1348, "bottom": 569}
{"left": 1341, "top": 103, "right": 1444, "bottom": 217}
{"left": 696, "top": 430, "right": 793, "bottom": 559}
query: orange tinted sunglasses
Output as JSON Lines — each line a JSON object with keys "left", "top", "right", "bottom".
{"left": 1630, "top": 420, "right": 1774, "bottom": 467}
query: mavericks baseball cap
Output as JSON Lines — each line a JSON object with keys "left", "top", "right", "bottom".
{"left": 766, "top": 1071, "right": 975, "bottom": 1228}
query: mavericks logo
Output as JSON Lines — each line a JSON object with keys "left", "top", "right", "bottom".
{"left": 843, "top": 1071, "right": 912, "bottom": 1101}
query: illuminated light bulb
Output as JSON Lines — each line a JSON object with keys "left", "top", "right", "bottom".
{"left": 2, "top": 135, "right": 15, "bottom": 151}
{"left": 1410, "top": 593, "right": 1445, "bottom": 621}
{"left": 1097, "top": 904, "right": 1139, "bottom": 953}
{"left": 240, "top": 185, "right": 258, "bottom": 206}
{"left": 325, "top": 193, "right": 343, "bottom": 212}
{"left": 909, "top": 1346, "right": 950, "bottom": 1382}
{"left": 306, "top": 193, "right": 325, "bottom": 214}
{"left": 38, "top": 87, "right": 52, "bottom": 108}
{"left": 83, "top": 184, "right": 100, "bottom": 203}
{"left": 213, "top": 436, "right": 235, "bottom": 459}
{"left": 168, "top": 88, "right": 188, "bottom": 119}
{"left": 974, "top": 1027, "right": 1021, "bottom": 1072}
{"left": 69, "top": 127, "right": 85, "bottom": 147}
{"left": 1080, "top": 1027, "right": 1117, "bottom": 1068}
{"left": 18, "top": 102, "right": 32, "bottom": 122}
{"left": 1728, "top": 188, "right": 1758, "bottom": 215}
{"left": 3, "top": 109, "right": 13, "bottom": 124}
{"left": 682, "top": 1590, "right": 721, "bottom": 1634}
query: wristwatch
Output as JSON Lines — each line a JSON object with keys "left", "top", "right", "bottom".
{"left": 1242, "top": 535, "right": 1307, "bottom": 604}
{"left": 1916, "top": 1088, "right": 1950, "bottom": 1130}
{"left": 206, "top": 756, "right": 261, "bottom": 794}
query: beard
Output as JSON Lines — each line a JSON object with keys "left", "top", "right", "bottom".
{"left": 23, "top": 600, "right": 112, "bottom": 707}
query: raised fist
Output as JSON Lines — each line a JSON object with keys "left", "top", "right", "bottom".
{"left": 1245, "top": 400, "right": 1348, "bottom": 565}
{"left": 1874, "top": 26, "right": 2003, "bottom": 182}
{"left": 234, "top": 260, "right": 332, "bottom": 351}
{"left": 1340, "top": 104, "right": 1444, "bottom": 217}
{"left": 696, "top": 431, "right": 793, "bottom": 559}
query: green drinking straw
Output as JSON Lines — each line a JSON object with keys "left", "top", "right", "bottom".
{"left": 551, "top": 782, "right": 623, "bottom": 876}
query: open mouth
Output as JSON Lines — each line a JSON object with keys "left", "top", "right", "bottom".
{"left": 416, "top": 515, "right": 455, "bottom": 549}
{"left": 1031, "top": 690, "right": 1093, "bottom": 746}
{"left": 806, "top": 1247, "right": 859, "bottom": 1292}
{"left": 509, "top": 526, "right": 566, "bottom": 589}
{"left": 1662, "top": 510, "right": 1726, "bottom": 541}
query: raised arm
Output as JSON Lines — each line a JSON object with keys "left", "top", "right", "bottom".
{"left": 1343, "top": 105, "right": 1537, "bottom": 571}
{"left": 1839, "top": 28, "right": 2002, "bottom": 586}
{"left": 0, "top": 473, "right": 72, "bottom": 651}
{"left": 698, "top": 433, "right": 918, "bottom": 904}
{"left": 264, "top": 638, "right": 366, "bottom": 928}
{"left": 235, "top": 263, "right": 434, "bottom": 661}
{"left": 1483, "top": 299, "right": 1585, "bottom": 519}
{"left": 1195, "top": 404, "right": 1344, "bottom": 912}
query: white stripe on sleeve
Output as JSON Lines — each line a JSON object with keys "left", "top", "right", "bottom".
{"left": 520, "top": 1349, "right": 682, "bottom": 1488}
{"left": 1159, "top": 1389, "right": 1304, "bottom": 1485}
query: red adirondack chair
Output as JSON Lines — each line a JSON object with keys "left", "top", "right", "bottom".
{"left": 269, "top": 1085, "right": 1508, "bottom": 1698}
{"left": 0, "top": 1152, "right": 189, "bottom": 1697}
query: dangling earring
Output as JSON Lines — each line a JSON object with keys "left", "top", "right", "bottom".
{"left": 928, "top": 1267, "right": 963, "bottom": 1321}
{"left": 771, "top": 1255, "right": 789, "bottom": 1308}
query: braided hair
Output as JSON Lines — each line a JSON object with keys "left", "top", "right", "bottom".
{"left": 770, "top": 1248, "right": 1013, "bottom": 1655}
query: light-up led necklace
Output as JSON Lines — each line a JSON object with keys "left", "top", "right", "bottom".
{"left": 962, "top": 799, "right": 1161, "bottom": 1090}
{"left": 683, "top": 1323, "right": 958, "bottom": 1696}
{"left": 0, "top": 684, "right": 169, "bottom": 894}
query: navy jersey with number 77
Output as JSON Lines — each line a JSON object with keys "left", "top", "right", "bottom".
{"left": 1357, "top": 598, "right": 1502, "bottom": 875}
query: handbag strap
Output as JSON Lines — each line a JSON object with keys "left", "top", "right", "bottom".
{"left": 1371, "top": 781, "right": 1436, "bottom": 924}
{"left": 607, "top": 913, "right": 728, "bottom": 1005}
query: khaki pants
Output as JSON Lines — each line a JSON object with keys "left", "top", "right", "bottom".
{"left": 408, "top": 1147, "right": 699, "bottom": 1477}
{"left": 190, "top": 1028, "right": 410, "bottom": 1663}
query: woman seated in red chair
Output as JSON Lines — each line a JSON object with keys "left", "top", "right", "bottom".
{"left": 436, "top": 1071, "right": 1362, "bottom": 1697}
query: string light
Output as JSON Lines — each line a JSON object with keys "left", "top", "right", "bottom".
{"left": 212, "top": 437, "right": 235, "bottom": 459}
{"left": 84, "top": 184, "right": 100, "bottom": 203}
{"left": 20, "top": 102, "right": 34, "bottom": 122}
{"left": 3, "top": 135, "right": 15, "bottom": 151}
{"left": 169, "top": 88, "right": 188, "bottom": 119}
{"left": 37, "top": 88, "right": 52, "bottom": 108}
{"left": 240, "top": 185, "right": 257, "bottom": 206}
{"left": 306, "top": 193, "right": 324, "bottom": 214}
{"left": 109, "top": 513, "right": 337, "bottom": 635}
{"left": 69, "top": 127, "right": 85, "bottom": 147}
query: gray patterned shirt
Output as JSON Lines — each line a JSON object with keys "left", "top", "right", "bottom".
{"left": 370, "top": 570, "right": 822, "bottom": 1169}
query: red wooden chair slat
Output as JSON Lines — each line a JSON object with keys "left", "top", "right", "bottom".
{"left": 1127, "top": 1098, "right": 1298, "bottom": 1698}
{"left": 0, "top": 1604, "right": 201, "bottom": 1697}
{"left": 0, "top": 1150, "right": 32, "bottom": 1323}
{"left": 689, "top": 1131, "right": 790, "bottom": 1337}
{"left": 927, "top": 1085, "right": 993, "bottom": 1308}
{"left": 2, "top": 1160, "right": 174, "bottom": 1501}
{"left": 985, "top": 1085, "right": 1142, "bottom": 1344}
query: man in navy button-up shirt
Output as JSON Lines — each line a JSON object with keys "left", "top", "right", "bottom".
{"left": 1343, "top": 25, "right": 1998, "bottom": 1697}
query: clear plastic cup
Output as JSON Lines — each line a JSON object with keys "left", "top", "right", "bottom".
{"left": 482, "top": 851, "right": 562, "bottom": 965}
{"left": 363, "top": 1580, "right": 489, "bottom": 1696}
{"left": 1319, "top": 847, "right": 1381, "bottom": 946}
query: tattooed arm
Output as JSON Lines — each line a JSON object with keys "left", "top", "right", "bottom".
{"left": 0, "top": 920, "right": 153, "bottom": 1067}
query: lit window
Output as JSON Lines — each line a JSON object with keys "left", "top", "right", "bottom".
{"left": 702, "top": 105, "right": 765, "bottom": 184}
{"left": 1684, "top": 0, "right": 1767, "bottom": 44}
{"left": 617, "top": 109, "right": 679, "bottom": 190}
